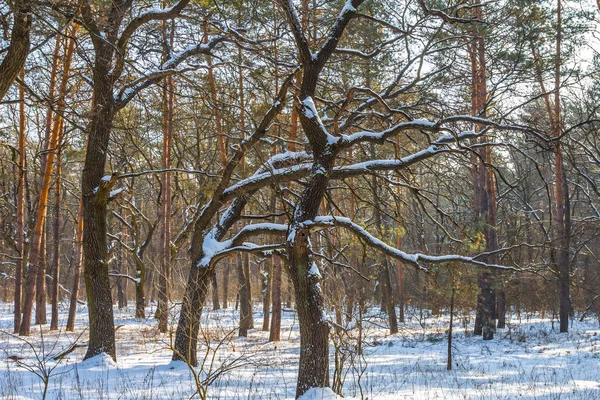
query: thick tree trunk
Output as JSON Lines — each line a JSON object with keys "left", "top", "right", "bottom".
{"left": 0, "top": 1, "right": 32, "bottom": 101}
{"left": 469, "top": 0, "right": 495, "bottom": 340}
{"left": 81, "top": 70, "right": 117, "bottom": 359}
{"left": 172, "top": 266, "right": 211, "bottom": 366}
{"left": 290, "top": 238, "right": 330, "bottom": 398}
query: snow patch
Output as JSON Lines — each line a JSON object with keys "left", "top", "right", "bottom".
{"left": 298, "top": 387, "right": 340, "bottom": 400}
{"left": 340, "top": 0, "right": 356, "bottom": 15}
{"left": 78, "top": 353, "right": 118, "bottom": 370}
{"left": 308, "top": 262, "right": 322, "bottom": 279}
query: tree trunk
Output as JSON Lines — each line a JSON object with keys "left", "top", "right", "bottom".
{"left": 116, "top": 240, "right": 127, "bottom": 310}
{"left": 269, "top": 256, "right": 282, "bottom": 341}
{"left": 14, "top": 70, "right": 26, "bottom": 333}
{"left": 81, "top": 73, "right": 117, "bottom": 359}
{"left": 370, "top": 169, "right": 398, "bottom": 334}
{"left": 238, "top": 253, "right": 252, "bottom": 336}
{"left": 262, "top": 258, "right": 272, "bottom": 331}
{"left": 157, "top": 35, "right": 174, "bottom": 332}
{"left": 50, "top": 145, "right": 62, "bottom": 330}
{"left": 468, "top": 0, "right": 495, "bottom": 340}
{"left": 0, "top": 1, "right": 32, "bottom": 101}
{"left": 66, "top": 200, "right": 83, "bottom": 332}
{"left": 134, "top": 257, "right": 146, "bottom": 319}
{"left": 20, "top": 27, "right": 76, "bottom": 334}
{"left": 172, "top": 266, "right": 211, "bottom": 366}
{"left": 222, "top": 263, "right": 229, "bottom": 308}
{"left": 211, "top": 270, "right": 220, "bottom": 310}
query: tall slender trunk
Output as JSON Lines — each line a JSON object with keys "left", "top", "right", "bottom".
{"left": 553, "top": 0, "right": 570, "bottom": 334}
{"left": 262, "top": 258, "right": 273, "bottom": 331}
{"left": 20, "top": 28, "right": 76, "bottom": 334}
{"left": 116, "top": 236, "right": 127, "bottom": 309}
{"left": 157, "top": 20, "right": 174, "bottom": 333}
{"left": 211, "top": 271, "right": 220, "bottom": 310}
{"left": 134, "top": 256, "right": 146, "bottom": 319}
{"left": 269, "top": 255, "right": 282, "bottom": 341}
{"left": 222, "top": 263, "right": 229, "bottom": 308}
{"left": 371, "top": 171, "right": 398, "bottom": 334}
{"left": 50, "top": 143, "right": 62, "bottom": 330}
{"left": 14, "top": 70, "right": 27, "bottom": 333}
{"left": 469, "top": 0, "right": 495, "bottom": 340}
{"left": 238, "top": 253, "right": 253, "bottom": 336}
{"left": 66, "top": 200, "right": 83, "bottom": 331}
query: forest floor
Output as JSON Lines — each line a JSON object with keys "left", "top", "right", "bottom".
{"left": 1, "top": 301, "right": 599, "bottom": 399}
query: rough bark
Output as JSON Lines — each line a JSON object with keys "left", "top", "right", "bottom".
{"left": 50, "top": 145, "right": 62, "bottom": 330}
{"left": 211, "top": 271, "right": 220, "bottom": 310}
{"left": 172, "top": 266, "right": 211, "bottom": 366}
{"left": 238, "top": 253, "right": 252, "bottom": 336}
{"left": 157, "top": 24, "right": 174, "bottom": 333}
{"left": 269, "top": 255, "right": 282, "bottom": 341}
{"left": 13, "top": 70, "right": 27, "bottom": 333}
{"left": 66, "top": 200, "right": 83, "bottom": 332}
{"left": 0, "top": 0, "right": 32, "bottom": 101}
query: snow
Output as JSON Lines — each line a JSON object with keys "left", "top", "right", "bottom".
{"left": 308, "top": 262, "right": 322, "bottom": 279}
{"left": 2, "top": 302, "right": 600, "bottom": 399}
{"left": 197, "top": 231, "right": 231, "bottom": 268}
{"left": 100, "top": 175, "right": 111, "bottom": 182}
{"left": 109, "top": 187, "right": 124, "bottom": 198}
{"left": 299, "top": 387, "right": 340, "bottom": 400}
{"left": 302, "top": 97, "right": 319, "bottom": 119}
{"left": 340, "top": 0, "right": 356, "bottom": 16}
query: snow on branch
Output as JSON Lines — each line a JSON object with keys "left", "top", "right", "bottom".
{"left": 306, "top": 216, "right": 520, "bottom": 272}
{"left": 340, "top": 115, "right": 534, "bottom": 148}
{"left": 114, "top": 35, "right": 230, "bottom": 107}
{"left": 197, "top": 223, "right": 288, "bottom": 268}
{"left": 117, "top": 0, "right": 191, "bottom": 53}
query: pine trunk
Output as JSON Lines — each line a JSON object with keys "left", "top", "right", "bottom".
{"left": 66, "top": 200, "right": 83, "bottom": 331}
{"left": 50, "top": 146, "right": 62, "bottom": 330}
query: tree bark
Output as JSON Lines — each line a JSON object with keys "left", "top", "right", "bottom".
{"left": 269, "top": 255, "right": 282, "bottom": 341}
{"left": 66, "top": 200, "right": 83, "bottom": 332}
{"left": 157, "top": 22, "right": 175, "bottom": 333}
{"left": 14, "top": 70, "right": 27, "bottom": 333}
{"left": 238, "top": 253, "right": 253, "bottom": 336}
{"left": 81, "top": 68, "right": 118, "bottom": 359}
{"left": 0, "top": 0, "right": 32, "bottom": 101}
{"left": 20, "top": 27, "right": 75, "bottom": 334}
{"left": 172, "top": 266, "right": 211, "bottom": 366}
{"left": 222, "top": 263, "right": 229, "bottom": 308}
{"left": 211, "top": 270, "right": 220, "bottom": 310}
{"left": 50, "top": 144, "right": 62, "bottom": 330}
{"left": 262, "top": 258, "right": 273, "bottom": 331}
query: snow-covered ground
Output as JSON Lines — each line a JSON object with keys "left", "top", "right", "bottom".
{"left": 1, "top": 301, "right": 599, "bottom": 399}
